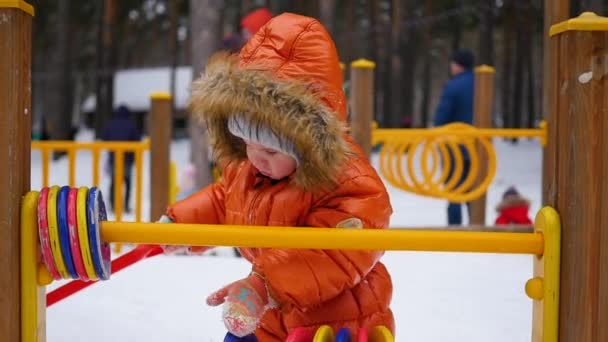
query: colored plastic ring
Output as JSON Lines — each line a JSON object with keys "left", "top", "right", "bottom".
{"left": 67, "top": 188, "right": 88, "bottom": 280}
{"left": 87, "top": 187, "right": 111, "bottom": 280}
{"left": 47, "top": 186, "right": 69, "bottom": 279}
{"left": 357, "top": 328, "right": 368, "bottom": 342}
{"left": 313, "top": 325, "right": 334, "bottom": 342}
{"left": 77, "top": 187, "right": 97, "bottom": 280}
{"left": 336, "top": 328, "right": 351, "bottom": 342}
{"left": 57, "top": 186, "right": 78, "bottom": 279}
{"left": 37, "top": 187, "right": 61, "bottom": 280}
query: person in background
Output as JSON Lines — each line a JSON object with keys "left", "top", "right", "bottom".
{"left": 102, "top": 104, "right": 141, "bottom": 213}
{"left": 433, "top": 49, "right": 475, "bottom": 225}
{"left": 495, "top": 186, "right": 533, "bottom": 226}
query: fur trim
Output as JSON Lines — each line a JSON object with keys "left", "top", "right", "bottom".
{"left": 496, "top": 195, "right": 530, "bottom": 212}
{"left": 189, "top": 52, "right": 352, "bottom": 191}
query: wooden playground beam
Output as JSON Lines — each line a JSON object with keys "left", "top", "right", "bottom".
{"left": 469, "top": 65, "right": 495, "bottom": 226}
{"left": 0, "top": 2, "right": 34, "bottom": 342}
{"left": 149, "top": 92, "right": 172, "bottom": 221}
{"left": 547, "top": 11, "right": 608, "bottom": 342}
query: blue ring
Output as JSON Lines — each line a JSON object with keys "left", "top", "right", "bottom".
{"left": 87, "top": 187, "right": 111, "bottom": 280}
{"left": 57, "top": 186, "right": 79, "bottom": 279}
{"left": 335, "top": 328, "right": 351, "bottom": 342}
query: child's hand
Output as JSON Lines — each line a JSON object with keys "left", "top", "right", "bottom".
{"left": 155, "top": 215, "right": 211, "bottom": 256}
{"left": 161, "top": 245, "right": 210, "bottom": 255}
{"left": 206, "top": 273, "right": 272, "bottom": 337}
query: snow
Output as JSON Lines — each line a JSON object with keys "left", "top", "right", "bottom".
{"left": 39, "top": 129, "right": 542, "bottom": 341}
{"left": 81, "top": 66, "right": 193, "bottom": 113}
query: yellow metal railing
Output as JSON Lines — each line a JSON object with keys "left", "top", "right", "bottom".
{"left": 371, "top": 122, "right": 547, "bottom": 201}
{"left": 31, "top": 140, "right": 150, "bottom": 222}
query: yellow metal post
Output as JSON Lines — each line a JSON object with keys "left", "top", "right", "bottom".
{"left": 20, "top": 192, "right": 46, "bottom": 342}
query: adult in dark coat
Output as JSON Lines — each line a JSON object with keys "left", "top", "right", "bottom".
{"left": 102, "top": 105, "right": 141, "bottom": 213}
{"left": 433, "top": 49, "right": 475, "bottom": 225}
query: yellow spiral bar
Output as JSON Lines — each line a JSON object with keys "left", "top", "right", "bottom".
{"left": 375, "top": 123, "right": 512, "bottom": 202}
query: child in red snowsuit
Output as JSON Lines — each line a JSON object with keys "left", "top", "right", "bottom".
{"left": 494, "top": 186, "right": 533, "bottom": 225}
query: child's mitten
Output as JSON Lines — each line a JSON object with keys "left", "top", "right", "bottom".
{"left": 206, "top": 273, "right": 272, "bottom": 337}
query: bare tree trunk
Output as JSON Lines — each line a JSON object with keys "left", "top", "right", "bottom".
{"left": 478, "top": 2, "right": 494, "bottom": 66}
{"left": 400, "top": 1, "right": 419, "bottom": 128}
{"left": 169, "top": 0, "right": 180, "bottom": 117}
{"left": 512, "top": 1, "right": 525, "bottom": 134}
{"left": 524, "top": 0, "right": 535, "bottom": 129}
{"left": 50, "top": 0, "right": 74, "bottom": 144}
{"left": 95, "top": 0, "right": 116, "bottom": 138}
{"left": 389, "top": 0, "right": 401, "bottom": 128}
{"left": 450, "top": 0, "right": 465, "bottom": 53}
{"left": 580, "top": 0, "right": 603, "bottom": 13}
{"left": 501, "top": 0, "right": 514, "bottom": 130}
{"left": 319, "top": 0, "right": 336, "bottom": 36}
{"left": 381, "top": 0, "right": 394, "bottom": 128}
{"left": 54, "top": 0, "right": 74, "bottom": 140}
{"left": 419, "top": 0, "right": 433, "bottom": 128}
{"left": 189, "top": 0, "right": 223, "bottom": 188}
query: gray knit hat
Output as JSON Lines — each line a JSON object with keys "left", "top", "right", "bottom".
{"left": 227, "top": 113, "right": 301, "bottom": 165}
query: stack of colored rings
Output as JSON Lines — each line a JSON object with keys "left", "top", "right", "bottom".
{"left": 37, "top": 186, "right": 111, "bottom": 281}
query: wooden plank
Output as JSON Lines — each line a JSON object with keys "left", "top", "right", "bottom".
{"left": 556, "top": 29, "right": 607, "bottom": 342}
{"left": 349, "top": 60, "right": 375, "bottom": 157}
{"left": 0, "top": 6, "right": 33, "bottom": 342}
{"left": 150, "top": 93, "right": 172, "bottom": 221}
{"left": 598, "top": 30, "right": 608, "bottom": 342}
{"left": 470, "top": 66, "right": 495, "bottom": 226}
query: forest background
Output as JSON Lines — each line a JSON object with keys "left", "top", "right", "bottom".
{"left": 29, "top": 0, "right": 606, "bottom": 185}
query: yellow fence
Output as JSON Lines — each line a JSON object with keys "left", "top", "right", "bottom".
{"left": 31, "top": 140, "right": 150, "bottom": 222}
{"left": 371, "top": 122, "right": 547, "bottom": 201}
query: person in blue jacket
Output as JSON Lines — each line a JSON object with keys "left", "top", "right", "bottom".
{"left": 433, "top": 49, "right": 475, "bottom": 225}
{"left": 102, "top": 104, "right": 142, "bottom": 213}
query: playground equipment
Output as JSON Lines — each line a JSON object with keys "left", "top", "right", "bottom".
{"left": 31, "top": 140, "right": 149, "bottom": 222}
{"left": 372, "top": 122, "right": 546, "bottom": 203}
{"left": 21, "top": 183, "right": 559, "bottom": 341}
{"left": 2, "top": 2, "right": 607, "bottom": 342}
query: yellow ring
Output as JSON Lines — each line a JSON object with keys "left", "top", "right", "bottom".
{"left": 47, "top": 186, "right": 69, "bottom": 279}
{"left": 77, "top": 187, "right": 97, "bottom": 280}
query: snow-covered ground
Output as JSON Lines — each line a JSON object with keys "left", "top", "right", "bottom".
{"left": 39, "top": 129, "right": 542, "bottom": 341}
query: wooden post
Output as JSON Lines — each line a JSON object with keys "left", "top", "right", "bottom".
{"left": 535, "top": 3, "right": 570, "bottom": 340}
{"left": 0, "top": 2, "right": 34, "bottom": 342}
{"left": 349, "top": 59, "right": 375, "bottom": 157}
{"left": 468, "top": 65, "right": 495, "bottom": 226}
{"left": 542, "top": 0, "right": 570, "bottom": 205}
{"left": 546, "top": 12, "right": 608, "bottom": 342}
{"left": 150, "top": 92, "right": 172, "bottom": 221}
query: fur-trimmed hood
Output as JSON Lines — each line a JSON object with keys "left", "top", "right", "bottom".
{"left": 189, "top": 13, "right": 351, "bottom": 191}
{"left": 496, "top": 194, "right": 530, "bottom": 212}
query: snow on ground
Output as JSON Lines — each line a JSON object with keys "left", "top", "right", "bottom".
{"left": 39, "top": 129, "right": 542, "bottom": 341}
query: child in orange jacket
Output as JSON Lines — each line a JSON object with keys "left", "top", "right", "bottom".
{"left": 160, "top": 13, "right": 394, "bottom": 341}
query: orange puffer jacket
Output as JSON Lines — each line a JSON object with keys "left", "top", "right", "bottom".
{"left": 168, "top": 12, "right": 394, "bottom": 341}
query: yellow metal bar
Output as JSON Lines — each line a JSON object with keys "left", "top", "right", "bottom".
{"left": 537, "top": 207, "right": 561, "bottom": 342}
{"left": 68, "top": 149, "right": 76, "bottom": 187}
{"left": 0, "top": 0, "right": 35, "bottom": 16}
{"left": 92, "top": 147, "right": 100, "bottom": 186}
{"left": 21, "top": 191, "right": 45, "bottom": 342}
{"left": 101, "top": 222, "right": 544, "bottom": 255}
{"left": 114, "top": 150, "right": 124, "bottom": 221}
{"left": 32, "top": 141, "right": 147, "bottom": 150}
{"left": 135, "top": 149, "right": 143, "bottom": 222}
{"left": 372, "top": 127, "right": 546, "bottom": 144}
{"left": 41, "top": 148, "right": 49, "bottom": 188}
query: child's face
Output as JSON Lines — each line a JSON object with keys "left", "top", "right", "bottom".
{"left": 244, "top": 140, "right": 297, "bottom": 180}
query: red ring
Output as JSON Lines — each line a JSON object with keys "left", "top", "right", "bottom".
{"left": 67, "top": 188, "right": 88, "bottom": 280}
{"left": 37, "top": 187, "right": 61, "bottom": 280}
